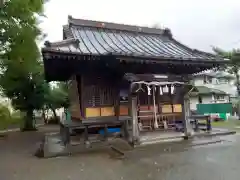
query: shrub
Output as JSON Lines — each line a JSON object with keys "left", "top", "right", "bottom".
{"left": 0, "top": 104, "right": 11, "bottom": 130}
{"left": 0, "top": 105, "right": 23, "bottom": 130}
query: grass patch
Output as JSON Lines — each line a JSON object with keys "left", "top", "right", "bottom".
{"left": 0, "top": 116, "right": 23, "bottom": 131}
{"left": 211, "top": 119, "right": 240, "bottom": 132}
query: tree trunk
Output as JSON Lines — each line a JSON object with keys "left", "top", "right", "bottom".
{"left": 50, "top": 107, "right": 57, "bottom": 119}
{"left": 235, "top": 72, "right": 240, "bottom": 119}
{"left": 21, "top": 109, "right": 37, "bottom": 131}
{"left": 42, "top": 109, "right": 47, "bottom": 124}
{"left": 50, "top": 107, "right": 59, "bottom": 124}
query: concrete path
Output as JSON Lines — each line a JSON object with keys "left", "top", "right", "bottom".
{"left": 0, "top": 124, "right": 44, "bottom": 134}
{"left": 0, "top": 125, "right": 240, "bottom": 180}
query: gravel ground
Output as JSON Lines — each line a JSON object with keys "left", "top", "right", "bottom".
{"left": 0, "top": 125, "right": 240, "bottom": 180}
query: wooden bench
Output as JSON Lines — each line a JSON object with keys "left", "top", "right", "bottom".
{"left": 60, "top": 116, "right": 131, "bottom": 146}
{"left": 157, "top": 113, "right": 182, "bottom": 130}
{"left": 189, "top": 115, "right": 211, "bottom": 132}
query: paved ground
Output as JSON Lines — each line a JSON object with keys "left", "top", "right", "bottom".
{"left": 0, "top": 125, "right": 240, "bottom": 180}
{"left": 0, "top": 118, "right": 44, "bottom": 133}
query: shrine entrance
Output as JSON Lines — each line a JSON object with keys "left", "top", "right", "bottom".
{"left": 129, "top": 80, "right": 197, "bottom": 144}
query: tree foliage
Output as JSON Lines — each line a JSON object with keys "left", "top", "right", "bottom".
{"left": 0, "top": 70, "right": 46, "bottom": 111}
{"left": 0, "top": 0, "right": 44, "bottom": 65}
{"left": 0, "top": 0, "right": 47, "bottom": 130}
{"left": 0, "top": 0, "right": 69, "bottom": 129}
{"left": 45, "top": 82, "right": 69, "bottom": 119}
{"left": 213, "top": 47, "right": 240, "bottom": 119}
{"left": 213, "top": 48, "right": 240, "bottom": 95}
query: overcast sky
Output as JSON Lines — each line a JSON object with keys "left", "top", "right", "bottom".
{"left": 40, "top": 0, "right": 240, "bottom": 52}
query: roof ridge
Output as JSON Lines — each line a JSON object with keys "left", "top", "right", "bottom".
{"left": 44, "top": 38, "right": 79, "bottom": 48}
{"left": 67, "top": 15, "right": 172, "bottom": 37}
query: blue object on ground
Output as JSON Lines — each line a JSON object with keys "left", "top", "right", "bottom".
{"left": 175, "top": 120, "right": 184, "bottom": 132}
{"left": 98, "top": 128, "right": 121, "bottom": 135}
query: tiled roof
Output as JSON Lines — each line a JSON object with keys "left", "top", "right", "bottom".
{"left": 190, "top": 86, "right": 227, "bottom": 96}
{"left": 43, "top": 16, "right": 221, "bottom": 62}
{"left": 194, "top": 71, "right": 234, "bottom": 79}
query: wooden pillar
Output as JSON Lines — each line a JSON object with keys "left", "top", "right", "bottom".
{"left": 131, "top": 95, "right": 140, "bottom": 144}
{"left": 183, "top": 95, "right": 193, "bottom": 139}
{"left": 152, "top": 85, "right": 158, "bottom": 128}
{"left": 115, "top": 87, "right": 120, "bottom": 120}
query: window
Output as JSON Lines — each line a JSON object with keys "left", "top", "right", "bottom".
{"left": 217, "top": 78, "right": 229, "bottom": 84}
{"left": 215, "top": 95, "right": 225, "bottom": 100}
{"left": 83, "top": 76, "right": 115, "bottom": 107}
{"left": 198, "top": 96, "right": 202, "bottom": 103}
{"left": 203, "top": 76, "right": 212, "bottom": 84}
{"left": 83, "top": 85, "right": 115, "bottom": 107}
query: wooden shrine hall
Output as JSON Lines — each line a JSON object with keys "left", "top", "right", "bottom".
{"left": 42, "top": 15, "right": 225, "bottom": 146}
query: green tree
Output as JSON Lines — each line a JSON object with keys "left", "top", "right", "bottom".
{"left": 45, "top": 82, "right": 69, "bottom": 120}
{"left": 213, "top": 48, "right": 240, "bottom": 118}
{"left": 213, "top": 48, "right": 240, "bottom": 95}
{"left": 0, "top": 0, "right": 48, "bottom": 130}
{"left": 0, "top": 0, "right": 45, "bottom": 63}
{"left": 0, "top": 67, "right": 47, "bottom": 130}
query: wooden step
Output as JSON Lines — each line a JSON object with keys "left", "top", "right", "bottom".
{"left": 139, "top": 110, "right": 154, "bottom": 113}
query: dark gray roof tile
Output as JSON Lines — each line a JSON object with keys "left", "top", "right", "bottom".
{"left": 44, "top": 16, "right": 222, "bottom": 62}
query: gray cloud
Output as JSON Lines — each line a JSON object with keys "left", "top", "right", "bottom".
{"left": 41, "top": 0, "right": 240, "bottom": 52}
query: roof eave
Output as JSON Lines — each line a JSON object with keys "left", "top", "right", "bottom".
{"left": 115, "top": 54, "right": 225, "bottom": 65}
{"left": 41, "top": 48, "right": 224, "bottom": 66}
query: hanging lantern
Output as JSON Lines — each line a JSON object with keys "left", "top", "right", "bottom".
{"left": 163, "top": 85, "right": 169, "bottom": 93}
{"left": 159, "top": 86, "right": 163, "bottom": 95}
{"left": 170, "top": 84, "right": 175, "bottom": 94}
{"left": 147, "top": 86, "right": 151, "bottom": 96}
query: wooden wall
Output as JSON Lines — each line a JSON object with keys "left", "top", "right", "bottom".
{"left": 67, "top": 74, "right": 184, "bottom": 120}
{"left": 68, "top": 74, "right": 130, "bottom": 119}
{"left": 81, "top": 75, "right": 118, "bottom": 118}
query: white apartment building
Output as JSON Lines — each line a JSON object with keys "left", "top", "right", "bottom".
{"left": 193, "top": 71, "right": 236, "bottom": 97}
{"left": 190, "top": 71, "right": 235, "bottom": 110}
